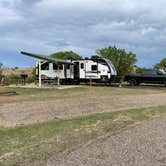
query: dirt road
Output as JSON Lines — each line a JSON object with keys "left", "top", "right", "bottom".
{"left": 1, "top": 93, "right": 166, "bottom": 127}
{"left": 48, "top": 117, "right": 166, "bottom": 166}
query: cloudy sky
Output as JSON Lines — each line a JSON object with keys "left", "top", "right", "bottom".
{"left": 0, "top": 0, "right": 166, "bottom": 68}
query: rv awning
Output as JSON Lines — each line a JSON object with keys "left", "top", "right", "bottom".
{"left": 21, "top": 51, "right": 73, "bottom": 65}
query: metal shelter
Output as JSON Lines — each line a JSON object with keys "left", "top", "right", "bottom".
{"left": 21, "top": 51, "right": 73, "bottom": 87}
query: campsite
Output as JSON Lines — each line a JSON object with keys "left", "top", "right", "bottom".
{"left": 0, "top": 85, "right": 166, "bottom": 165}
{"left": 0, "top": 49, "right": 166, "bottom": 166}
{"left": 1, "top": 0, "right": 166, "bottom": 165}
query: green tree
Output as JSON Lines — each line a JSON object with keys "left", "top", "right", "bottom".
{"left": 0, "top": 63, "right": 4, "bottom": 84}
{"left": 0, "top": 62, "right": 3, "bottom": 76}
{"left": 135, "top": 67, "right": 146, "bottom": 73}
{"left": 27, "top": 68, "right": 36, "bottom": 83}
{"left": 155, "top": 58, "right": 166, "bottom": 70}
{"left": 0, "top": 62, "right": 2, "bottom": 69}
{"left": 96, "top": 46, "right": 137, "bottom": 77}
{"left": 49, "top": 51, "right": 82, "bottom": 60}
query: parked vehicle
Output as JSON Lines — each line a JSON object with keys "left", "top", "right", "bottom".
{"left": 124, "top": 69, "right": 166, "bottom": 86}
{"left": 37, "top": 56, "right": 118, "bottom": 84}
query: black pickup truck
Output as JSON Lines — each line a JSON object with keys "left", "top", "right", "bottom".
{"left": 124, "top": 69, "right": 166, "bottom": 86}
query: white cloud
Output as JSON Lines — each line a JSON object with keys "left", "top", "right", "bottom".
{"left": 0, "top": 0, "right": 166, "bottom": 67}
{"left": 0, "top": 5, "right": 22, "bottom": 25}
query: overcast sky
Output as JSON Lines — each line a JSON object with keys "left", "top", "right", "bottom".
{"left": 0, "top": 0, "right": 166, "bottom": 68}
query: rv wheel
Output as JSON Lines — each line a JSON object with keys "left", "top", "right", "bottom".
{"left": 76, "top": 81, "right": 80, "bottom": 85}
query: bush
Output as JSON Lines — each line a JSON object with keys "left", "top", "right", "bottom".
{"left": 27, "top": 68, "right": 36, "bottom": 83}
{"left": 7, "top": 74, "right": 20, "bottom": 85}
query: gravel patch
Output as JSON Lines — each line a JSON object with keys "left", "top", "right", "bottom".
{"left": 49, "top": 117, "right": 166, "bottom": 166}
{"left": 1, "top": 93, "right": 166, "bottom": 127}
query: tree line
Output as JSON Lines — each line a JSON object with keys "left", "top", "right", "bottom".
{"left": 50, "top": 46, "right": 166, "bottom": 77}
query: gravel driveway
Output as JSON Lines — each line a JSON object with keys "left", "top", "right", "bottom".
{"left": 49, "top": 117, "right": 166, "bottom": 166}
{"left": 1, "top": 93, "right": 166, "bottom": 127}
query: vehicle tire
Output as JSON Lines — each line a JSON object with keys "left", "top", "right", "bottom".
{"left": 164, "top": 81, "right": 166, "bottom": 87}
{"left": 74, "top": 81, "right": 80, "bottom": 85}
{"left": 135, "top": 81, "right": 140, "bottom": 86}
{"left": 76, "top": 81, "right": 80, "bottom": 85}
{"left": 129, "top": 79, "right": 137, "bottom": 86}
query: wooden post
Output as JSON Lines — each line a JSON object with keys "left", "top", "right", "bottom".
{"left": 57, "top": 65, "right": 60, "bottom": 86}
{"left": 89, "top": 77, "right": 92, "bottom": 86}
{"left": 38, "top": 59, "right": 42, "bottom": 87}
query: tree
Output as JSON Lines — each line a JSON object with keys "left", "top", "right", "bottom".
{"left": 27, "top": 68, "right": 36, "bottom": 83}
{"left": 155, "top": 58, "right": 166, "bottom": 71}
{"left": 0, "top": 62, "right": 3, "bottom": 84}
{"left": 49, "top": 51, "right": 82, "bottom": 60}
{"left": 0, "top": 63, "right": 3, "bottom": 75}
{"left": 135, "top": 67, "right": 146, "bottom": 73}
{"left": 96, "top": 46, "right": 137, "bottom": 77}
{"left": 0, "top": 62, "right": 2, "bottom": 69}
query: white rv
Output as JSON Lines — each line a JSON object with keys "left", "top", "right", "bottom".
{"left": 37, "top": 56, "right": 117, "bottom": 84}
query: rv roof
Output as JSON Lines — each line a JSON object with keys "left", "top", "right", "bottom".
{"left": 21, "top": 51, "right": 73, "bottom": 65}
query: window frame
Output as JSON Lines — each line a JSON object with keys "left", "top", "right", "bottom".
{"left": 91, "top": 65, "right": 98, "bottom": 71}
{"left": 53, "top": 63, "right": 63, "bottom": 70}
{"left": 41, "top": 62, "right": 49, "bottom": 70}
{"left": 80, "top": 63, "right": 84, "bottom": 69}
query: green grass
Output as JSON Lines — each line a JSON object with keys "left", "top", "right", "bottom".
{"left": 0, "top": 106, "right": 166, "bottom": 165}
{"left": 0, "top": 86, "right": 166, "bottom": 104}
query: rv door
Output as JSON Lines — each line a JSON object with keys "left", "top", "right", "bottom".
{"left": 79, "top": 62, "right": 86, "bottom": 79}
{"left": 74, "top": 62, "right": 80, "bottom": 80}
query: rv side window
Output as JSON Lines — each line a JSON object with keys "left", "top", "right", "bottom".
{"left": 53, "top": 64, "right": 63, "bottom": 70}
{"left": 81, "top": 63, "right": 84, "bottom": 69}
{"left": 91, "top": 65, "right": 97, "bottom": 71}
{"left": 53, "top": 63, "right": 58, "bottom": 70}
{"left": 41, "top": 63, "right": 49, "bottom": 70}
{"left": 66, "top": 64, "right": 70, "bottom": 69}
{"left": 59, "top": 65, "right": 63, "bottom": 70}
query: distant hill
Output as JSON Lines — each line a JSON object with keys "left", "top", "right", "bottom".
{"left": 2, "top": 67, "right": 33, "bottom": 77}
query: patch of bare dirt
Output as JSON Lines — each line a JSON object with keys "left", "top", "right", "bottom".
{"left": 48, "top": 117, "right": 166, "bottom": 166}
{"left": 0, "top": 93, "right": 166, "bottom": 127}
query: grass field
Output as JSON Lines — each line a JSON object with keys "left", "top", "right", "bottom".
{"left": 0, "top": 85, "right": 166, "bottom": 104}
{"left": 0, "top": 105, "right": 166, "bottom": 165}
{"left": 1, "top": 85, "right": 166, "bottom": 165}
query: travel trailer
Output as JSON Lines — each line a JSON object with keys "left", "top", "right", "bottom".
{"left": 37, "top": 56, "right": 117, "bottom": 84}
{"left": 21, "top": 52, "right": 117, "bottom": 85}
